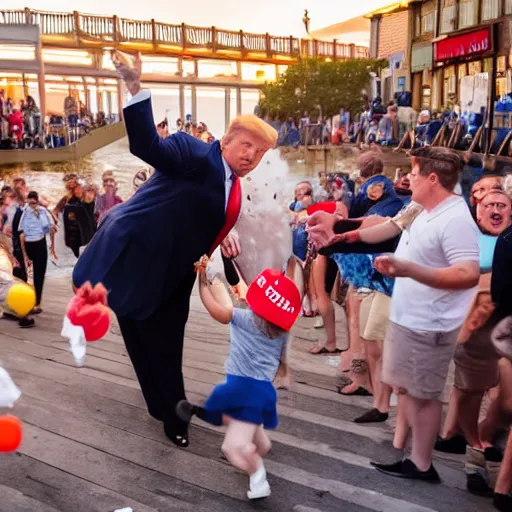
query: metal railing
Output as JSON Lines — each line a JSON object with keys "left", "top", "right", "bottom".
{"left": 0, "top": 8, "right": 369, "bottom": 61}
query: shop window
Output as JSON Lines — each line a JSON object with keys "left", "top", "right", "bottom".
{"left": 440, "top": 0, "right": 456, "bottom": 34}
{"left": 458, "top": 63, "right": 468, "bottom": 81}
{"left": 459, "top": 0, "right": 478, "bottom": 29}
{"left": 506, "top": 0, "right": 512, "bottom": 15}
{"left": 469, "top": 61, "right": 482, "bottom": 75}
{"left": 481, "top": 0, "right": 501, "bottom": 21}
{"left": 497, "top": 56, "right": 507, "bottom": 74}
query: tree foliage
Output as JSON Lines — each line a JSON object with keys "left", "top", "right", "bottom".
{"left": 258, "top": 58, "right": 387, "bottom": 120}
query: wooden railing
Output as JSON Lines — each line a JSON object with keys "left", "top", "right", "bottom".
{"left": 0, "top": 8, "right": 369, "bottom": 61}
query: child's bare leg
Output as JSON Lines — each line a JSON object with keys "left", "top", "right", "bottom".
{"left": 221, "top": 418, "right": 261, "bottom": 474}
{"left": 221, "top": 417, "right": 271, "bottom": 499}
{"left": 254, "top": 425, "right": 272, "bottom": 457}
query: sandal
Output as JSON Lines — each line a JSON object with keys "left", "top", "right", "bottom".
{"left": 309, "top": 346, "right": 342, "bottom": 355}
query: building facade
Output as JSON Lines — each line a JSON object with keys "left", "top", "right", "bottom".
{"left": 369, "top": 0, "right": 512, "bottom": 114}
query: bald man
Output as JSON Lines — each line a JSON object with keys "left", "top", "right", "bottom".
{"left": 73, "top": 52, "right": 277, "bottom": 448}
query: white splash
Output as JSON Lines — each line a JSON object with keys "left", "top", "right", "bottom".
{"left": 234, "top": 149, "right": 293, "bottom": 284}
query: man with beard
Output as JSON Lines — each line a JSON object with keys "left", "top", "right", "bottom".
{"left": 72, "top": 51, "right": 277, "bottom": 448}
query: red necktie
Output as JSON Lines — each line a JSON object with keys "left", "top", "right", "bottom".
{"left": 208, "top": 175, "right": 241, "bottom": 257}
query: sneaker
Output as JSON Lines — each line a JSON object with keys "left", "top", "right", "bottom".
{"left": 372, "top": 458, "right": 441, "bottom": 483}
{"left": 485, "top": 446, "right": 503, "bottom": 491}
{"left": 247, "top": 479, "right": 271, "bottom": 500}
{"left": 314, "top": 317, "right": 324, "bottom": 329}
{"left": 435, "top": 434, "right": 468, "bottom": 454}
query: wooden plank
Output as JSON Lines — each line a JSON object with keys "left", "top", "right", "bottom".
{"left": 15, "top": 397, "right": 249, "bottom": 501}
{"left": 0, "top": 455, "right": 158, "bottom": 512}
{"left": 0, "top": 483, "right": 61, "bottom": 512}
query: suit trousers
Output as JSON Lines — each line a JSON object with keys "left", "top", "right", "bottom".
{"left": 117, "top": 273, "right": 196, "bottom": 431}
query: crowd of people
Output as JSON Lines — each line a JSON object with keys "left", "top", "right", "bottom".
{"left": 0, "top": 89, "right": 117, "bottom": 150}
{"left": 287, "top": 147, "right": 511, "bottom": 511}
{"left": 0, "top": 171, "right": 125, "bottom": 328}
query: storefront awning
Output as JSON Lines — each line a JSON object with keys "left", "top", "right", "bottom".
{"left": 433, "top": 26, "right": 493, "bottom": 64}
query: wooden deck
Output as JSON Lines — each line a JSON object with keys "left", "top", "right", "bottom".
{"left": 0, "top": 274, "right": 495, "bottom": 511}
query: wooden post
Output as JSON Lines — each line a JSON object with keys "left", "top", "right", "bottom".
{"left": 24, "top": 7, "right": 31, "bottom": 24}
{"left": 112, "top": 15, "right": 118, "bottom": 42}
{"left": 240, "top": 30, "right": 245, "bottom": 57}
{"left": 191, "top": 85, "right": 197, "bottom": 121}
{"left": 212, "top": 26, "right": 217, "bottom": 53}
{"left": 224, "top": 87, "right": 230, "bottom": 131}
{"left": 73, "top": 11, "right": 80, "bottom": 44}
{"left": 289, "top": 35, "right": 294, "bottom": 56}
{"left": 179, "top": 84, "right": 185, "bottom": 120}
{"left": 151, "top": 19, "right": 157, "bottom": 49}
{"left": 36, "top": 40, "right": 46, "bottom": 122}
{"left": 236, "top": 87, "right": 242, "bottom": 116}
{"left": 350, "top": 43, "right": 356, "bottom": 59}
{"left": 182, "top": 23, "right": 187, "bottom": 50}
{"left": 314, "top": 39, "right": 318, "bottom": 58}
{"left": 333, "top": 39, "right": 337, "bottom": 61}
{"left": 266, "top": 33, "right": 271, "bottom": 58}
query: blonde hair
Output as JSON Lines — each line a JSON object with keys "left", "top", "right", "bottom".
{"left": 251, "top": 310, "right": 286, "bottom": 339}
{"left": 224, "top": 115, "right": 278, "bottom": 148}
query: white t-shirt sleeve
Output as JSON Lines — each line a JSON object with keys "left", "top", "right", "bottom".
{"left": 441, "top": 214, "right": 480, "bottom": 265}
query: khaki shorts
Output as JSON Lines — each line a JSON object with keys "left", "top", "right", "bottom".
{"left": 382, "top": 320, "right": 459, "bottom": 400}
{"left": 359, "top": 291, "right": 391, "bottom": 342}
{"left": 453, "top": 320, "right": 500, "bottom": 392}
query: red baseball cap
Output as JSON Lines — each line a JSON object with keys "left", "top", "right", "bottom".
{"left": 246, "top": 269, "right": 301, "bottom": 332}
{"left": 307, "top": 201, "right": 337, "bottom": 215}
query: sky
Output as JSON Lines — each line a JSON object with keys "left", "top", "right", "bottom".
{"left": 9, "top": 0, "right": 389, "bottom": 37}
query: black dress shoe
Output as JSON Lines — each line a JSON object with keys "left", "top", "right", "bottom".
{"left": 164, "top": 423, "right": 189, "bottom": 448}
{"left": 434, "top": 434, "right": 467, "bottom": 454}
{"left": 372, "top": 458, "right": 441, "bottom": 483}
{"left": 493, "top": 493, "right": 512, "bottom": 512}
{"left": 354, "top": 408, "right": 389, "bottom": 423}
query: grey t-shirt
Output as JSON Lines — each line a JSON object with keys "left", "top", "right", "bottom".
{"left": 225, "top": 308, "right": 288, "bottom": 381}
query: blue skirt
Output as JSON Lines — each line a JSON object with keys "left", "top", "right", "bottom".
{"left": 203, "top": 374, "right": 278, "bottom": 429}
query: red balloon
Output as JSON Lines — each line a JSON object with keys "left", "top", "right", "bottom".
{"left": 67, "top": 282, "right": 111, "bottom": 342}
{"left": 0, "top": 415, "right": 22, "bottom": 452}
{"left": 307, "top": 201, "right": 337, "bottom": 215}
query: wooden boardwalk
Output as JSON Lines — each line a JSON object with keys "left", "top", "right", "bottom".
{"left": 0, "top": 274, "right": 495, "bottom": 512}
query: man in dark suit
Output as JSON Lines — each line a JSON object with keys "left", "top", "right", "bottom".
{"left": 72, "top": 52, "right": 277, "bottom": 447}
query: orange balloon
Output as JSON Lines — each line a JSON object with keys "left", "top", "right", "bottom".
{"left": 0, "top": 415, "right": 22, "bottom": 452}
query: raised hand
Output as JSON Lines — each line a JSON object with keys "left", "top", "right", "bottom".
{"left": 111, "top": 50, "right": 142, "bottom": 96}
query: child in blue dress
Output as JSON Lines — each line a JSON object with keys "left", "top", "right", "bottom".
{"left": 177, "top": 267, "right": 301, "bottom": 500}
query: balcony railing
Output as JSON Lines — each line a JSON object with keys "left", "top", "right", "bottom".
{"left": 0, "top": 8, "right": 369, "bottom": 61}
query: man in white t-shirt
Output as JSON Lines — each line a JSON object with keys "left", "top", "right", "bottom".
{"left": 372, "top": 147, "right": 480, "bottom": 482}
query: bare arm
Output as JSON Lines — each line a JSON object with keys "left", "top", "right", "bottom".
{"left": 198, "top": 272, "right": 233, "bottom": 324}
{"left": 402, "top": 260, "right": 480, "bottom": 290}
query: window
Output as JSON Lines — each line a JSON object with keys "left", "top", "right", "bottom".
{"left": 459, "top": 0, "right": 478, "bottom": 29}
{"left": 481, "top": 0, "right": 501, "bottom": 21}
{"left": 415, "top": 14, "right": 421, "bottom": 38}
{"left": 507, "top": 0, "right": 512, "bottom": 15}
{"left": 422, "top": 11, "right": 437, "bottom": 34}
{"left": 440, "top": 0, "right": 456, "bottom": 33}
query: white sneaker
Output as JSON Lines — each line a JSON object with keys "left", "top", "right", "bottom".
{"left": 247, "top": 479, "right": 271, "bottom": 500}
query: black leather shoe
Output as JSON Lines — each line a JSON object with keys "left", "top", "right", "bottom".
{"left": 164, "top": 423, "right": 189, "bottom": 448}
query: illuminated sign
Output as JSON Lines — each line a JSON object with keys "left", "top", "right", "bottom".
{"left": 434, "top": 27, "right": 492, "bottom": 63}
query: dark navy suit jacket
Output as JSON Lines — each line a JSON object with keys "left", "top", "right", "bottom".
{"left": 72, "top": 97, "right": 226, "bottom": 320}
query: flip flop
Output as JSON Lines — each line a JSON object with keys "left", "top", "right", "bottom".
{"left": 309, "top": 347, "right": 342, "bottom": 355}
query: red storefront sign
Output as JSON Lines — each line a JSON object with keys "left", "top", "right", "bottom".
{"left": 434, "top": 27, "right": 492, "bottom": 63}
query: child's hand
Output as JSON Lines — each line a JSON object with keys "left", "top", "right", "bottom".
{"left": 193, "top": 255, "right": 210, "bottom": 274}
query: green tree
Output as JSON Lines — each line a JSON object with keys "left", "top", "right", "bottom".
{"left": 259, "top": 58, "right": 387, "bottom": 120}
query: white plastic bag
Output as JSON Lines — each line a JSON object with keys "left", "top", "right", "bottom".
{"left": 0, "top": 366, "right": 21, "bottom": 408}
